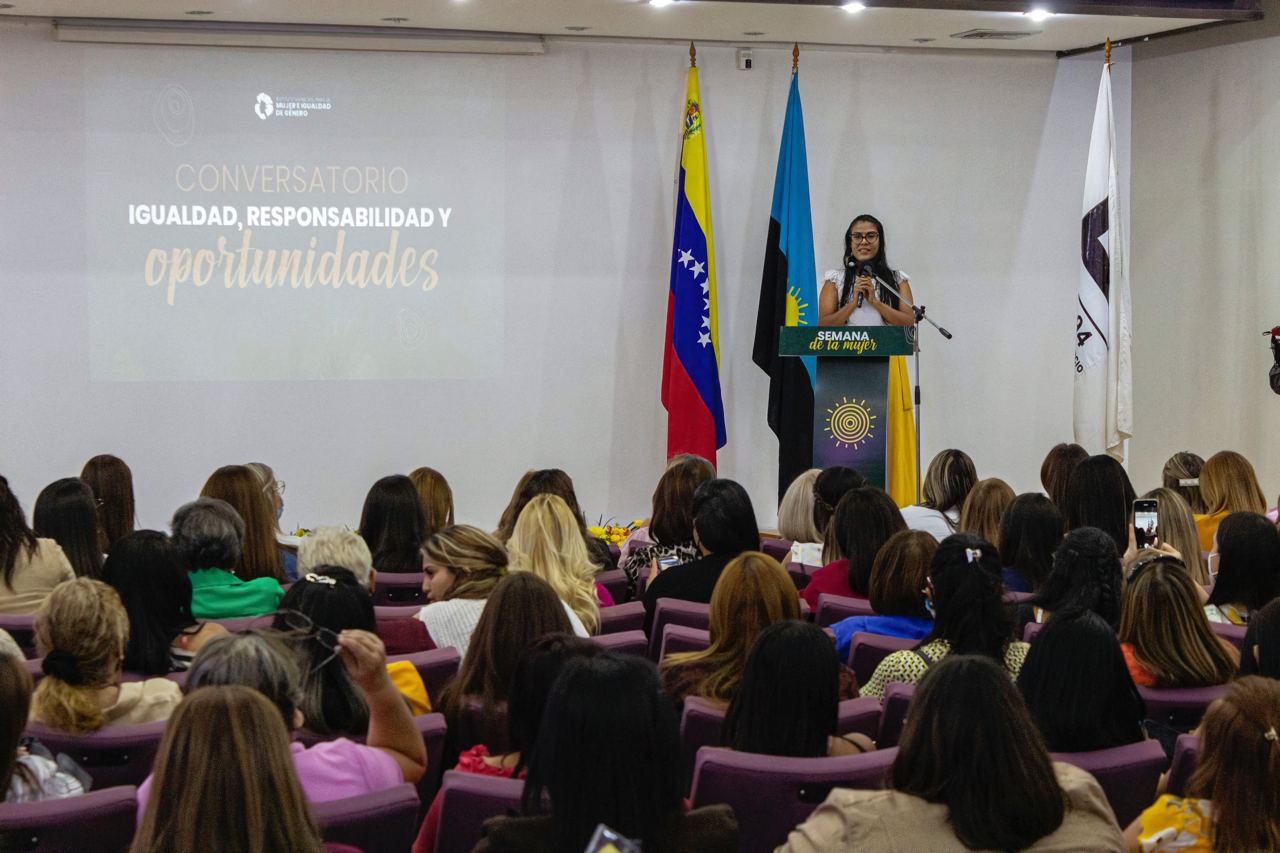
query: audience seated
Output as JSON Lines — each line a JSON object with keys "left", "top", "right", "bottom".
{"left": 829, "top": 530, "right": 937, "bottom": 661}
{"left": 201, "top": 464, "right": 288, "bottom": 583}
{"left": 1241, "top": 598, "right": 1280, "bottom": 679}
{"left": 660, "top": 551, "right": 814, "bottom": 708}
{"left": 1064, "top": 454, "right": 1137, "bottom": 553}
{"left": 32, "top": 478, "right": 102, "bottom": 580}
{"left": 133, "top": 685, "right": 328, "bottom": 853}
{"left": 416, "top": 524, "right": 506, "bottom": 659}
{"left": 774, "top": 467, "right": 822, "bottom": 568}
{"left": 1021, "top": 526, "right": 1123, "bottom": 632}
{"left": 1119, "top": 556, "right": 1238, "bottom": 688}
{"left": 862, "top": 535, "right": 1028, "bottom": 699}
{"left": 1, "top": 653, "right": 83, "bottom": 803}
{"left": 31, "top": 578, "right": 182, "bottom": 733}
{"left": 493, "top": 468, "right": 612, "bottom": 569}
{"left": 725, "top": 620, "right": 873, "bottom": 757}
{"left": 780, "top": 655, "right": 1125, "bottom": 851}
{"left": 102, "top": 530, "right": 226, "bottom": 675}
{"left": 80, "top": 454, "right": 136, "bottom": 555}
{"left": 802, "top": 486, "right": 905, "bottom": 609}
{"left": 958, "top": 477, "right": 1014, "bottom": 550}
{"left": 619, "top": 454, "right": 715, "bottom": 600}
{"left": 508, "top": 494, "right": 607, "bottom": 632}
{"left": 1205, "top": 511, "right": 1280, "bottom": 625}
{"left": 898, "top": 449, "right": 976, "bottom": 542}
{"left": 359, "top": 474, "right": 428, "bottom": 574}
{"left": 171, "top": 498, "right": 283, "bottom": 619}
{"left": 244, "top": 461, "right": 299, "bottom": 582}
{"left": 1194, "top": 450, "right": 1268, "bottom": 553}
{"left": 1162, "top": 450, "right": 1207, "bottom": 515}
{"left": 409, "top": 466, "right": 455, "bottom": 540}
{"left": 0, "top": 474, "right": 73, "bottom": 615}
{"left": 998, "top": 493, "right": 1063, "bottom": 594}
{"left": 1125, "top": 676, "right": 1280, "bottom": 852}
{"left": 1017, "top": 608, "right": 1146, "bottom": 753}
{"left": 643, "top": 479, "right": 758, "bottom": 635}
{"left": 1040, "top": 442, "right": 1088, "bottom": 516}
{"left": 475, "top": 653, "right": 738, "bottom": 853}
{"left": 1140, "top": 486, "right": 1208, "bottom": 584}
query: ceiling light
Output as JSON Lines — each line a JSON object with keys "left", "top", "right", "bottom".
{"left": 565, "top": 25, "right": 591, "bottom": 31}
{"left": 743, "top": 30, "right": 765, "bottom": 35}
{"left": 912, "top": 37, "right": 935, "bottom": 42}
{"left": 381, "top": 16, "right": 409, "bottom": 23}
{"left": 0, "top": 4, "right": 16, "bottom": 8}
{"left": 843, "top": 2, "right": 866, "bottom": 12}
{"left": 649, "top": 0, "right": 676, "bottom": 7}
{"left": 1024, "top": 8, "right": 1053, "bottom": 21}
{"left": 184, "top": 9, "right": 213, "bottom": 14}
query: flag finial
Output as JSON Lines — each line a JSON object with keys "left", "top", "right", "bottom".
{"left": 792, "top": 42, "right": 799, "bottom": 74}
{"left": 1104, "top": 38, "right": 1112, "bottom": 67}
{"left": 690, "top": 41, "right": 696, "bottom": 68}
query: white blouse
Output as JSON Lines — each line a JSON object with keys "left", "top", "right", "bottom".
{"left": 822, "top": 268, "right": 910, "bottom": 327}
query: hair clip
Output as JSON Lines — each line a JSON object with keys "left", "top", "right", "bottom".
{"left": 1178, "top": 478, "right": 1199, "bottom": 487}
{"left": 964, "top": 548, "right": 982, "bottom": 564}
{"left": 1266, "top": 727, "right": 1278, "bottom": 743}
{"left": 304, "top": 573, "right": 338, "bottom": 587}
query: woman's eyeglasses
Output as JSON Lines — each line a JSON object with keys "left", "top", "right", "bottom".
{"left": 850, "top": 232, "right": 880, "bottom": 244}
{"left": 276, "top": 608, "right": 339, "bottom": 673}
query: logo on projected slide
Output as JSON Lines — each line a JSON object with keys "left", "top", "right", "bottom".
{"left": 684, "top": 99, "right": 702, "bottom": 140}
{"left": 253, "top": 92, "right": 332, "bottom": 121}
{"left": 153, "top": 84, "right": 195, "bottom": 147}
{"left": 255, "top": 93, "right": 275, "bottom": 120}
{"left": 824, "top": 398, "right": 876, "bottom": 449}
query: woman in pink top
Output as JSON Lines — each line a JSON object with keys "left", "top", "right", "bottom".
{"left": 801, "top": 487, "right": 906, "bottom": 610}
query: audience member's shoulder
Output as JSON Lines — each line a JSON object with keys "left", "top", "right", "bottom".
{"left": 1028, "top": 763, "right": 1125, "bottom": 851}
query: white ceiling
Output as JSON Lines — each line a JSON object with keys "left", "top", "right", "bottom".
{"left": 0, "top": 0, "right": 1225, "bottom": 53}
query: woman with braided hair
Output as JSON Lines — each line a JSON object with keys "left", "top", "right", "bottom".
{"left": 1018, "top": 527, "right": 1124, "bottom": 636}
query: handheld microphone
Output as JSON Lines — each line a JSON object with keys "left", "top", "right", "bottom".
{"left": 849, "top": 260, "right": 866, "bottom": 308}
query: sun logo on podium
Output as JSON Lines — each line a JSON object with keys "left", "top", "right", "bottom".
{"left": 825, "top": 398, "right": 876, "bottom": 449}
{"left": 785, "top": 284, "right": 810, "bottom": 326}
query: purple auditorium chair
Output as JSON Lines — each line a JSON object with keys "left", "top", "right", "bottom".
{"left": 597, "top": 600, "right": 645, "bottom": 635}
{"left": 313, "top": 783, "right": 420, "bottom": 852}
{"left": 848, "top": 632, "right": 915, "bottom": 685}
{"left": 660, "top": 625, "right": 711, "bottom": 659}
{"left": 596, "top": 568, "right": 629, "bottom": 604}
{"left": 589, "top": 630, "right": 648, "bottom": 657}
{"left": 212, "top": 614, "right": 273, "bottom": 633}
{"left": 816, "top": 594, "right": 876, "bottom": 628}
{"left": 690, "top": 746, "right": 898, "bottom": 853}
{"left": 1024, "top": 621, "right": 1046, "bottom": 643}
{"left": 24, "top": 720, "right": 166, "bottom": 789}
{"left": 0, "top": 613, "right": 36, "bottom": 657}
{"left": 372, "top": 572, "right": 426, "bottom": 606}
{"left": 0, "top": 785, "right": 137, "bottom": 853}
{"left": 607, "top": 543, "right": 621, "bottom": 569}
{"left": 1210, "top": 621, "right": 1247, "bottom": 651}
{"left": 680, "top": 697, "right": 726, "bottom": 782}
{"left": 1138, "top": 684, "right": 1228, "bottom": 730}
{"left": 374, "top": 603, "right": 421, "bottom": 621}
{"left": 876, "top": 682, "right": 915, "bottom": 747}
{"left": 389, "top": 646, "right": 461, "bottom": 703}
{"left": 1164, "top": 734, "right": 1201, "bottom": 797}
{"left": 1051, "top": 738, "right": 1168, "bottom": 826}
{"left": 837, "top": 697, "right": 882, "bottom": 740}
{"left": 433, "top": 770, "right": 524, "bottom": 853}
{"left": 760, "top": 538, "right": 792, "bottom": 562}
{"left": 647, "top": 599, "right": 711, "bottom": 659}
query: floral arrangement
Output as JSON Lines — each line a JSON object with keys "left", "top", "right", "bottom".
{"left": 588, "top": 517, "right": 645, "bottom": 546}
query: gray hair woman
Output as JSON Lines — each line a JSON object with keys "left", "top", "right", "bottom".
{"left": 170, "top": 498, "right": 283, "bottom": 620}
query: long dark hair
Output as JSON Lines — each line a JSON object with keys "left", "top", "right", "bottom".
{"left": 892, "top": 655, "right": 1065, "bottom": 851}
{"left": 839, "top": 214, "right": 899, "bottom": 309}
{"left": 920, "top": 534, "right": 1012, "bottom": 661}
{"left": 1039, "top": 443, "right": 1088, "bottom": 516}
{"left": 998, "top": 493, "right": 1064, "bottom": 593}
{"left": 33, "top": 478, "right": 103, "bottom": 580}
{"left": 0, "top": 475, "right": 39, "bottom": 591}
{"left": 506, "top": 634, "right": 600, "bottom": 775}
{"left": 80, "top": 454, "right": 136, "bottom": 555}
{"left": 1016, "top": 608, "right": 1145, "bottom": 752}
{"left": 271, "top": 567, "right": 375, "bottom": 738}
{"left": 692, "top": 479, "right": 758, "bottom": 556}
{"left": 828, "top": 487, "right": 906, "bottom": 595}
{"left": 812, "top": 466, "right": 864, "bottom": 536}
{"left": 1210, "top": 511, "right": 1280, "bottom": 613}
{"left": 1033, "top": 527, "right": 1122, "bottom": 629}
{"left": 521, "top": 653, "right": 683, "bottom": 853}
{"left": 102, "top": 530, "right": 198, "bottom": 676}
{"left": 1063, "top": 455, "right": 1135, "bottom": 552}
{"left": 1241, "top": 598, "right": 1280, "bottom": 679}
{"left": 358, "top": 475, "right": 427, "bottom": 574}
{"left": 724, "top": 620, "right": 838, "bottom": 758}
{"left": 649, "top": 455, "right": 715, "bottom": 547}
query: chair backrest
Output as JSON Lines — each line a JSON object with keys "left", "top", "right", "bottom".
{"left": 588, "top": 630, "right": 648, "bottom": 657}
{"left": 373, "top": 604, "right": 421, "bottom": 621}
{"left": 389, "top": 646, "right": 461, "bottom": 703}
{"left": 211, "top": 614, "right": 274, "bottom": 633}
{"left": 1164, "top": 734, "right": 1202, "bottom": 797}
{"left": 24, "top": 720, "right": 167, "bottom": 789}
{"left": 1211, "top": 621, "right": 1247, "bottom": 651}
{"left": 660, "top": 625, "right": 711, "bottom": 659}
{"left": 848, "top": 632, "right": 916, "bottom": 684}
{"left": 597, "top": 600, "right": 645, "bottom": 635}
{"left": 0, "top": 613, "right": 36, "bottom": 656}
{"left": 313, "top": 783, "right": 420, "bottom": 852}
{"left": 596, "top": 568, "right": 629, "bottom": 604}
{"left": 1051, "top": 738, "right": 1169, "bottom": 827}
{"left": 837, "top": 697, "right": 882, "bottom": 739}
{"left": 433, "top": 770, "right": 524, "bottom": 853}
{"left": 680, "top": 696, "right": 726, "bottom": 782}
{"left": 759, "top": 538, "right": 792, "bottom": 562}
{"left": 876, "top": 682, "right": 916, "bottom": 747}
{"left": 816, "top": 594, "right": 876, "bottom": 628}
{"left": 647, "top": 599, "right": 711, "bottom": 659}
{"left": 372, "top": 572, "right": 426, "bottom": 606}
{"left": 0, "top": 785, "right": 137, "bottom": 853}
{"left": 1138, "top": 684, "right": 1229, "bottom": 731}
{"left": 690, "top": 746, "right": 898, "bottom": 853}
{"left": 1023, "top": 621, "right": 1045, "bottom": 643}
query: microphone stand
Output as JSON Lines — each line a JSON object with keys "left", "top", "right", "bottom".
{"left": 870, "top": 274, "right": 954, "bottom": 505}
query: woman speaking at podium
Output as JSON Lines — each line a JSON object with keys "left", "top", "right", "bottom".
{"left": 818, "top": 214, "right": 917, "bottom": 507}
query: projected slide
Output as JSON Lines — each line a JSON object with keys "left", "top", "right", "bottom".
{"left": 83, "top": 51, "right": 505, "bottom": 381}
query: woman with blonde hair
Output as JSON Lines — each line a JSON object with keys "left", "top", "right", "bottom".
{"left": 660, "top": 552, "right": 821, "bottom": 707}
{"left": 131, "top": 686, "right": 325, "bottom": 853}
{"left": 410, "top": 467, "right": 455, "bottom": 539}
{"left": 1162, "top": 451, "right": 1207, "bottom": 515}
{"left": 958, "top": 478, "right": 1015, "bottom": 550}
{"left": 30, "top": 578, "right": 181, "bottom": 734}
{"left": 776, "top": 469, "right": 823, "bottom": 567}
{"left": 417, "top": 524, "right": 508, "bottom": 660}
{"left": 201, "top": 464, "right": 286, "bottom": 583}
{"left": 1118, "top": 556, "right": 1238, "bottom": 688}
{"left": 901, "top": 449, "right": 978, "bottom": 542}
{"left": 495, "top": 469, "right": 612, "bottom": 570}
{"left": 1140, "top": 487, "right": 1208, "bottom": 585}
{"left": 508, "top": 494, "right": 604, "bottom": 633}
{"left": 1196, "top": 451, "right": 1269, "bottom": 553}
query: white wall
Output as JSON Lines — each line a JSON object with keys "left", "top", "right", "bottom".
{"left": 1129, "top": 10, "right": 1280, "bottom": 502}
{"left": 0, "top": 18, "right": 1128, "bottom": 530}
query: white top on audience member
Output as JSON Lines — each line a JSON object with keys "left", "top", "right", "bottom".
{"left": 899, "top": 505, "right": 959, "bottom": 543}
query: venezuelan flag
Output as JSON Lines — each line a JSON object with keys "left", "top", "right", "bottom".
{"left": 662, "top": 64, "right": 726, "bottom": 462}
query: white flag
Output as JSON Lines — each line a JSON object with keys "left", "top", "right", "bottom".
{"left": 1073, "top": 64, "right": 1132, "bottom": 461}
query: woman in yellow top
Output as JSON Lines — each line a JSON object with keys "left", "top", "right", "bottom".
{"left": 1194, "top": 451, "right": 1267, "bottom": 554}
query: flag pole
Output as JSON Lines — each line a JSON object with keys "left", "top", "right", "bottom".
{"left": 792, "top": 42, "right": 799, "bottom": 74}
{"left": 690, "top": 40, "right": 696, "bottom": 68}
{"left": 1104, "top": 37, "right": 1111, "bottom": 68}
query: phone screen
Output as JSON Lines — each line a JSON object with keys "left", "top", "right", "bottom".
{"left": 1133, "top": 499, "right": 1159, "bottom": 548}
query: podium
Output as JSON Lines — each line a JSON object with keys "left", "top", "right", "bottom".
{"left": 778, "top": 326, "right": 913, "bottom": 491}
